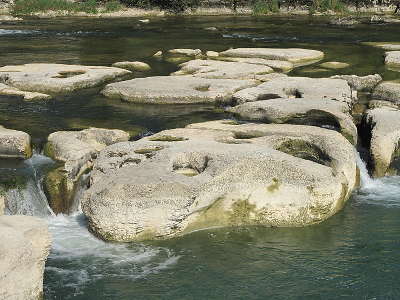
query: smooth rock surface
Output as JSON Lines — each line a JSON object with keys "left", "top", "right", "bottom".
{"left": 0, "top": 83, "right": 51, "bottom": 100}
{"left": 232, "top": 76, "right": 355, "bottom": 106}
{"left": 362, "top": 42, "right": 400, "bottom": 50}
{"left": 102, "top": 75, "right": 257, "bottom": 104}
{"left": 83, "top": 121, "right": 357, "bottom": 242}
{"left": 372, "top": 81, "right": 400, "bottom": 103}
{"left": 331, "top": 74, "right": 382, "bottom": 92}
{"left": 173, "top": 59, "right": 273, "bottom": 79}
{"left": 112, "top": 61, "right": 151, "bottom": 72}
{"left": 219, "top": 48, "right": 324, "bottom": 64}
{"left": 0, "top": 125, "right": 32, "bottom": 159}
{"left": 0, "top": 63, "right": 130, "bottom": 94}
{"left": 0, "top": 215, "right": 50, "bottom": 300}
{"left": 365, "top": 107, "right": 400, "bottom": 177}
{"left": 229, "top": 98, "right": 357, "bottom": 144}
{"left": 215, "top": 57, "right": 294, "bottom": 72}
{"left": 319, "top": 61, "right": 350, "bottom": 69}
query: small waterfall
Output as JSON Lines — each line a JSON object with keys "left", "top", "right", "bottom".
{"left": 355, "top": 151, "right": 375, "bottom": 188}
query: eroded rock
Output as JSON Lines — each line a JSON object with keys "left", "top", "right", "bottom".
{"left": 112, "top": 61, "right": 151, "bottom": 72}
{"left": 331, "top": 74, "right": 382, "bottom": 92}
{"left": 372, "top": 81, "right": 400, "bottom": 104}
{"left": 0, "top": 125, "right": 32, "bottom": 159}
{"left": 0, "top": 83, "right": 51, "bottom": 101}
{"left": 385, "top": 51, "right": 400, "bottom": 66}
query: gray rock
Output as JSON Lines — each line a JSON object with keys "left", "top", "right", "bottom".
{"left": 362, "top": 42, "right": 400, "bottom": 50}
{"left": 229, "top": 98, "right": 357, "bottom": 144}
{"left": 102, "top": 75, "right": 258, "bottom": 104}
{"left": 112, "top": 61, "right": 151, "bottom": 72}
{"left": 219, "top": 48, "right": 324, "bottom": 65}
{"left": 168, "top": 48, "right": 202, "bottom": 57}
{"left": 331, "top": 74, "right": 382, "bottom": 92}
{"left": 329, "top": 17, "right": 360, "bottom": 26}
{"left": 0, "top": 64, "right": 131, "bottom": 94}
{"left": 0, "top": 83, "right": 51, "bottom": 101}
{"left": 0, "top": 125, "right": 32, "bottom": 159}
{"left": 214, "top": 57, "right": 294, "bottom": 72}
{"left": 319, "top": 61, "right": 349, "bottom": 69}
{"left": 232, "top": 76, "right": 355, "bottom": 106}
{"left": 0, "top": 215, "right": 50, "bottom": 300}
{"left": 82, "top": 121, "right": 357, "bottom": 242}
{"left": 172, "top": 59, "right": 273, "bottom": 79}
{"left": 365, "top": 107, "right": 400, "bottom": 177}
{"left": 372, "top": 81, "right": 400, "bottom": 103}
{"left": 385, "top": 51, "right": 400, "bottom": 66}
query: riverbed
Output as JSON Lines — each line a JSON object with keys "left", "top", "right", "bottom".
{"left": 1, "top": 15, "right": 400, "bottom": 299}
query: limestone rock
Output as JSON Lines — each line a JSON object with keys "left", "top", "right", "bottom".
{"left": 331, "top": 74, "right": 382, "bottom": 92}
{"left": 102, "top": 75, "right": 257, "bottom": 104}
{"left": 215, "top": 57, "right": 294, "bottom": 72}
{"left": 0, "top": 125, "right": 32, "bottom": 159}
{"left": 319, "top": 61, "right": 349, "bottom": 69}
{"left": 44, "top": 127, "right": 130, "bottom": 214}
{"left": 229, "top": 98, "right": 357, "bottom": 144}
{"left": 153, "top": 51, "right": 163, "bottom": 57}
{"left": 362, "top": 42, "right": 400, "bottom": 50}
{"left": 385, "top": 51, "right": 400, "bottom": 66}
{"left": 172, "top": 59, "right": 273, "bottom": 79}
{"left": 0, "top": 63, "right": 131, "bottom": 94}
{"left": 254, "top": 73, "right": 288, "bottom": 82}
{"left": 168, "top": 48, "right": 202, "bottom": 57}
{"left": 232, "top": 76, "right": 355, "bottom": 106}
{"left": 206, "top": 51, "right": 219, "bottom": 57}
{"left": 82, "top": 121, "right": 357, "bottom": 242}
{"left": 372, "top": 81, "right": 400, "bottom": 104}
{"left": 219, "top": 48, "right": 324, "bottom": 65}
{"left": 0, "top": 215, "right": 50, "bottom": 300}
{"left": 365, "top": 107, "right": 400, "bottom": 177}
{"left": 112, "top": 61, "right": 151, "bottom": 72}
{"left": 0, "top": 83, "right": 51, "bottom": 101}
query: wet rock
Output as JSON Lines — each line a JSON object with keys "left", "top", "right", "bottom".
{"left": 372, "top": 81, "right": 400, "bottom": 104}
{"left": 319, "top": 61, "right": 349, "bottom": 69}
{"left": 331, "top": 74, "right": 382, "bottom": 92}
{"left": 215, "top": 57, "right": 294, "bottom": 72}
{"left": 153, "top": 50, "right": 163, "bottom": 57}
{"left": 82, "top": 120, "right": 357, "bottom": 242}
{"left": 168, "top": 48, "right": 202, "bottom": 57}
{"left": 229, "top": 98, "right": 357, "bottom": 144}
{"left": 165, "top": 49, "right": 203, "bottom": 63}
{"left": 362, "top": 42, "right": 400, "bottom": 50}
{"left": 139, "top": 19, "right": 150, "bottom": 23}
{"left": 232, "top": 76, "right": 355, "bottom": 106}
{"left": 172, "top": 59, "right": 273, "bottom": 79}
{"left": 385, "top": 51, "right": 400, "bottom": 66}
{"left": 112, "top": 61, "right": 151, "bottom": 72}
{"left": 0, "top": 125, "right": 32, "bottom": 159}
{"left": 44, "top": 127, "right": 129, "bottom": 214}
{"left": 0, "top": 63, "right": 130, "bottom": 94}
{"left": 0, "top": 83, "right": 51, "bottom": 101}
{"left": 0, "top": 215, "right": 50, "bottom": 300}
{"left": 102, "top": 75, "right": 257, "bottom": 104}
{"left": 365, "top": 107, "right": 400, "bottom": 177}
{"left": 219, "top": 48, "right": 324, "bottom": 65}
{"left": 204, "top": 26, "right": 218, "bottom": 31}
{"left": 329, "top": 17, "right": 360, "bottom": 26}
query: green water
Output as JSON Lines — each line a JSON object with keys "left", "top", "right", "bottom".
{"left": 1, "top": 15, "right": 400, "bottom": 299}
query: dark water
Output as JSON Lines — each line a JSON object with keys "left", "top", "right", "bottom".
{"left": 0, "top": 15, "right": 400, "bottom": 299}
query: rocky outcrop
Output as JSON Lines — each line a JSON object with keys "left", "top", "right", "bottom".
{"left": 172, "top": 59, "right": 273, "bottom": 79}
{"left": 44, "top": 127, "right": 130, "bottom": 214}
{"left": 385, "top": 51, "right": 400, "bottom": 66}
{"left": 0, "top": 83, "right": 51, "bottom": 101}
{"left": 372, "top": 81, "right": 400, "bottom": 104}
{"left": 331, "top": 74, "right": 382, "bottom": 92}
{"left": 232, "top": 76, "right": 355, "bottom": 106}
{"left": 112, "top": 61, "right": 151, "bottom": 72}
{"left": 0, "top": 215, "right": 50, "bottom": 300}
{"left": 0, "top": 64, "right": 130, "bottom": 94}
{"left": 229, "top": 98, "right": 357, "bottom": 144}
{"left": 365, "top": 107, "right": 400, "bottom": 177}
{"left": 0, "top": 125, "right": 32, "bottom": 159}
{"left": 102, "top": 75, "right": 257, "bottom": 104}
{"left": 82, "top": 120, "right": 357, "bottom": 242}
{"left": 219, "top": 48, "right": 324, "bottom": 65}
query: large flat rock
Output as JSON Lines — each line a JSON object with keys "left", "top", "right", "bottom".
{"left": 173, "top": 59, "right": 273, "bottom": 79}
{"left": 219, "top": 48, "right": 324, "bottom": 64}
{"left": 232, "top": 76, "right": 355, "bottom": 106}
{"left": 211, "top": 57, "right": 294, "bottom": 72}
{"left": 82, "top": 121, "right": 357, "bottom": 242}
{"left": 0, "top": 64, "right": 131, "bottom": 94}
{"left": 102, "top": 75, "right": 258, "bottom": 104}
{"left": 0, "top": 215, "right": 51, "bottom": 300}
{"left": 0, "top": 125, "right": 32, "bottom": 159}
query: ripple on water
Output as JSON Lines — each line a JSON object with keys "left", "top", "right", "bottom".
{"left": 45, "top": 213, "right": 179, "bottom": 298}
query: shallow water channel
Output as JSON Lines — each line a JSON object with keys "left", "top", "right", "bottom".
{"left": 1, "top": 15, "right": 400, "bottom": 299}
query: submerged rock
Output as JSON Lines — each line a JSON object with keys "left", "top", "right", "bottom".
{"left": 0, "top": 125, "right": 32, "bottom": 159}
{"left": 319, "top": 61, "right": 349, "bottom": 69}
{"left": 173, "top": 59, "right": 273, "bottom": 79}
{"left": 0, "top": 63, "right": 131, "bottom": 94}
{"left": 372, "top": 81, "right": 400, "bottom": 104}
{"left": 0, "top": 83, "right": 51, "bottom": 101}
{"left": 385, "top": 51, "right": 400, "bottom": 66}
{"left": 232, "top": 76, "right": 355, "bottom": 106}
{"left": 82, "top": 120, "right": 357, "bottom": 242}
{"left": 102, "top": 75, "right": 257, "bottom": 104}
{"left": 112, "top": 61, "right": 151, "bottom": 72}
{"left": 44, "top": 127, "right": 130, "bottom": 214}
{"left": 0, "top": 215, "right": 50, "bottom": 300}
{"left": 362, "top": 42, "right": 400, "bottom": 51}
{"left": 331, "top": 74, "right": 382, "bottom": 92}
{"left": 219, "top": 48, "right": 324, "bottom": 65}
{"left": 229, "top": 98, "right": 357, "bottom": 144}
{"left": 365, "top": 107, "right": 400, "bottom": 177}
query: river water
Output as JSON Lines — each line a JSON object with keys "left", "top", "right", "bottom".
{"left": 1, "top": 15, "right": 400, "bottom": 299}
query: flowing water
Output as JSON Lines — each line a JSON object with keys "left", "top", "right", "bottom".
{"left": 1, "top": 15, "right": 400, "bottom": 299}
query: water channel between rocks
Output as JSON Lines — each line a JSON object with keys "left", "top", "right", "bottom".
{"left": 1, "top": 15, "right": 400, "bottom": 299}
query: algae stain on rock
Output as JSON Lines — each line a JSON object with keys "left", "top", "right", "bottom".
{"left": 267, "top": 178, "right": 280, "bottom": 193}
